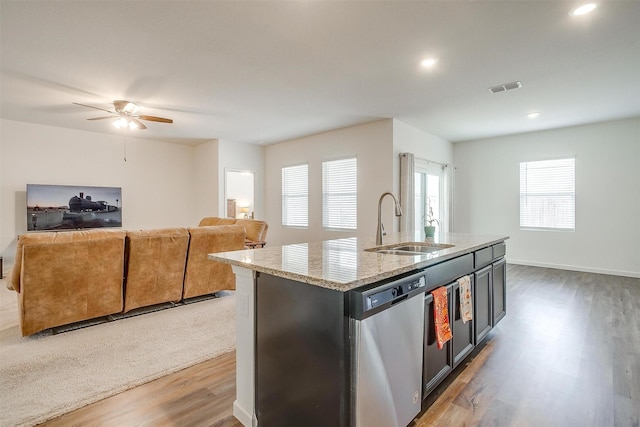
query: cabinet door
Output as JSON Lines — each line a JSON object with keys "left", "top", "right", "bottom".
{"left": 492, "top": 258, "right": 507, "bottom": 326}
{"left": 451, "top": 278, "right": 475, "bottom": 367}
{"left": 474, "top": 265, "right": 492, "bottom": 345}
{"left": 423, "top": 286, "right": 453, "bottom": 398}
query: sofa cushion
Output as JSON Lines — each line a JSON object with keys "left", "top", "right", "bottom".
{"left": 124, "top": 228, "right": 189, "bottom": 312}
{"left": 183, "top": 225, "right": 245, "bottom": 298}
{"left": 14, "top": 229, "right": 126, "bottom": 336}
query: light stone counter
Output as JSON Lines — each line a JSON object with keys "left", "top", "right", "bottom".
{"left": 208, "top": 231, "right": 509, "bottom": 292}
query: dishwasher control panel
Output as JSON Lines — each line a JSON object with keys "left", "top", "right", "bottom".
{"left": 368, "top": 275, "right": 426, "bottom": 309}
{"left": 350, "top": 270, "right": 426, "bottom": 320}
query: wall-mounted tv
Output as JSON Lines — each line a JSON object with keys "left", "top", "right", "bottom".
{"left": 26, "top": 184, "right": 122, "bottom": 231}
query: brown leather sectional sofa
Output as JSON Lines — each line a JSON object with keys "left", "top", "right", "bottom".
{"left": 8, "top": 221, "right": 259, "bottom": 336}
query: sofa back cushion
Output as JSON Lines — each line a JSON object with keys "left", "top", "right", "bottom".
{"left": 124, "top": 228, "right": 189, "bottom": 312}
{"left": 14, "top": 229, "right": 126, "bottom": 336}
{"left": 235, "top": 219, "right": 268, "bottom": 243}
{"left": 183, "top": 225, "right": 245, "bottom": 298}
{"left": 216, "top": 218, "right": 238, "bottom": 225}
{"left": 198, "top": 217, "right": 238, "bottom": 226}
{"left": 198, "top": 217, "right": 222, "bottom": 226}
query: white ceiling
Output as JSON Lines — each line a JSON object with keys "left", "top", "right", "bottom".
{"left": 1, "top": 1, "right": 639, "bottom": 146}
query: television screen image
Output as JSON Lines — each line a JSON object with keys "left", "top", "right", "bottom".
{"left": 26, "top": 184, "right": 122, "bottom": 231}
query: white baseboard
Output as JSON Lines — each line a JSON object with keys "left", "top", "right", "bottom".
{"left": 233, "top": 400, "right": 257, "bottom": 427}
{"left": 507, "top": 259, "right": 640, "bottom": 279}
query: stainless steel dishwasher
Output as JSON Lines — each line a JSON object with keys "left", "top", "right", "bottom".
{"left": 350, "top": 270, "right": 426, "bottom": 427}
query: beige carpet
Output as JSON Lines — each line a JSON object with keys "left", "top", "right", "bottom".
{"left": 0, "top": 273, "right": 236, "bottom": 427}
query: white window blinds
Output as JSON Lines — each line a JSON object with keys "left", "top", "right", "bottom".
{"left": 322, "top": 157, "right": 357, "bottom": 230}
{"left": 282, "top": 164, "right": 308, "bottom": 227}
{"left": 520, "top": 157, "right": 575, "bottom": 230}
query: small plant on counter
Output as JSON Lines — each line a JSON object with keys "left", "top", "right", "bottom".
{"left": 423, "top": 206, "right": 439, "bottom": 238}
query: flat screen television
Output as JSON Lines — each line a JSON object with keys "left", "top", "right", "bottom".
{"left": 26, "top": 184, "right": 122, "bottom": 231}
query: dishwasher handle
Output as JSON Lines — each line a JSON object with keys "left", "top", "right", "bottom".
{"left": 391, "top": 294, "right": 409, "bottom": 305}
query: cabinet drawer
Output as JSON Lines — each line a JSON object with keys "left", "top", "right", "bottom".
{"left": 425, "top": 254, "right": 473, "bottom": 289}
{"left": 474, "top": 247, "right": 493, "bottom": 269}
{"left": 492, "top": 242, "right": 506, "bottom": 259}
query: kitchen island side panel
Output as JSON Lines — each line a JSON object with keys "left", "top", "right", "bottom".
{"left": 255, "top": 273, "right": 350, "bottom": 427}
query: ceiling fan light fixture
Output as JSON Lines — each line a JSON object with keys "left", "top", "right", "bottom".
{"left": 76, "top": 100, "right": 172, "bottom": 130}
{"left": 123, "top": 102, "right": 139, "bottom": 114}
{"left": 112, "top": 117, "right": 129, "bottom": 129}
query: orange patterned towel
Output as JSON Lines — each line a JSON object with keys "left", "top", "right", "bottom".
{"left": 431, "top": 286, "right": 452, "bottom": 349}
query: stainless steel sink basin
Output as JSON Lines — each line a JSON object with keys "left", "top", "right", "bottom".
{"left": 374, "top": 249, "right": 426, "bottom": 256}
{"left": 392, "top": 245, "right": 450, "bottom": 253}
{"left": 366, "top": 242, "right": 454, "bottom": 256}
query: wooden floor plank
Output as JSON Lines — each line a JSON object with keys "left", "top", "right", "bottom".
{"left": 39, "top": 265, "right": 640, "bottom": 427}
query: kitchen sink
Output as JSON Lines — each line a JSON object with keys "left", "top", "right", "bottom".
{"left": 366, "top": 242, "right": 455, "bottom": 256}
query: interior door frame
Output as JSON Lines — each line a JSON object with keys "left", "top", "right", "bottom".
{"left": 224, "top": 168, "right": 255, "bottom": 219}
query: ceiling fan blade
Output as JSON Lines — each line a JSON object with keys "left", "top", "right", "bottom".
{"left": 131, "top": 118, "right": 147, "bottom": 130}
{"left": 113, "top": 100, "right": 129, "bottom": 113}
{"left": 72, "top": 102, "right": 115, "bottom": 114}
{"left": 139, "top": 115, "right": 173, "bottom": 124}
{"left": 87, "top": 116, "right": 114, "bottom": 121}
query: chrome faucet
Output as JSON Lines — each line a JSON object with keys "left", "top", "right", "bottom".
{"left": 376, "top": 192, "right": 403, "bottom": 245}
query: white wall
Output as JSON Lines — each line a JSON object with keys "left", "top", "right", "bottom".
{"left": 453, "top": 117, "right": 640, "bottom": 277}
{"left": 392, "top": 120, "right": 453, "bottom": 167}
{"left": 193, "top": 140, "right": 220, "bottom": 221}
{"left": 0, "top": 119, "right": 198, "bottom": 264}
{"left": 264, "top": 120, "right": 394, "bottom": 246}
{"left": 392, "top": 120, "right": 454, "bottom": 231}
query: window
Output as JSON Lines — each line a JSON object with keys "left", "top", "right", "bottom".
{"left": 282, "top": 164, "right": 308, "bottom": 227}
{"left": 322, "top": 157, "right": 357, "bottom": 230}
{"left": 520, "top": 157, "right": 575, "bottom": 230}
{"left": 414, "top": 160, "right": 444, "bottom": 234}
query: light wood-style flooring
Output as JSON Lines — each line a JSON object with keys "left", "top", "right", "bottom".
{"left": 40, "top": 265, "right": 640, "bottom": 427}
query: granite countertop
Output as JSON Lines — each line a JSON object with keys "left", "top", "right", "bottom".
{"left": 208, "top": 232, "right": 508, "bottom": 292}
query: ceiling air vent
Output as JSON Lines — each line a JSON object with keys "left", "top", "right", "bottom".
{"left": 488, "top": 81, "right": 522, "bottom": 94}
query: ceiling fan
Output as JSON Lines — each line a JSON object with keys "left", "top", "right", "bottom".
{"left": 73, "top": 100, "right": 173, "bottom": 130}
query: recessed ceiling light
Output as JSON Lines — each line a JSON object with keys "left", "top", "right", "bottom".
{"left": 421, "top": 58, "right": 438, "bottom": 68}
{"left": 569, "top": 3, "right": 597, "bottom": 16}
{"left": 527, "top": 112, "right": 541, "bottom": 119}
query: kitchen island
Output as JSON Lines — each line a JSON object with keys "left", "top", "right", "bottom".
{"left": 209, "top": 232, "right": 508, "bottom": 427}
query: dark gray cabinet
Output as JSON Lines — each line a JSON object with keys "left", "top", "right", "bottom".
{"left": 422, "top": 241, "right": 507, "bottom": 399}
{"left": 451, "top": 278, "right": 475, "bottom": 367}
{"left": 423, "top": 276, "right": 476, "bottom": 398}
{"left": 474, "top": 247, "right": 493, "bottom": 269}
{"left": 423, "top": 286, "right": 453, "bottom": 396}
{"left": 492, "top": 257, "right": 506, "bottom": 326}
{"left": 255, "top": 274, "right": 350, "bottom": 427}
{"left": 473, "top": 265, "right": 493, "bottom": 345}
